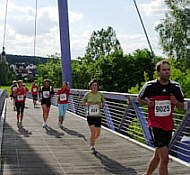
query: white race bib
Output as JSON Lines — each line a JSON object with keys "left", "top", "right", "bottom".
{"left": 89, "top": 105, "right": 100, "bottom": 116}
{"left": 60, "top": 94, "right": 67, "bottom": 101}
{"left": 155, "top": 100, "right": 171, "bottom": 117}
{"left": 43, "top": 91, "right": 50, "bottom": 98}
{"left": 17, "top": 95, "right": 24, "bottom": 101}
{"left": 13, "top": 87, "right": 17, "bottom": 91}
{"left": 33, "top": 88, "right": 37, "bottom": 92}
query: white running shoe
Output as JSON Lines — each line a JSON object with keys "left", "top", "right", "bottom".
{"left": 42, "top": 122, "right": 47, "bottom": 128}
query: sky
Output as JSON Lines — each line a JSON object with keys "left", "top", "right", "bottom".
{"left": 0, "top": 0, "right": 168, "bottom": 59}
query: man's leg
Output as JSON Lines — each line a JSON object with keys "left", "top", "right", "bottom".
{"left": 157, "top": 146, "right": 169, "bottom": 175}
{"left": 145, "top": 149, "right": 160, "bottom": 175}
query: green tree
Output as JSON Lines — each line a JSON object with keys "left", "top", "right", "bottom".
{"left": 71, "top": 60, "right": 92, "bottom": 89}
{"left": 84, "top": 26, "right": 123, "bottom": 62}
{"left": 0, "top": 61, "right": 15, "bottom": 85}
{"left": 36, "top": 59, "right": 62, "bottom": 88}
{"left": 93, "top": 49, "right": 155, "bottom": 92}
{"left": 155, "top": 0, "right": 190, "bottom": 68}
{"left": 132, "top": 49, "right": 156, "bottom": 88}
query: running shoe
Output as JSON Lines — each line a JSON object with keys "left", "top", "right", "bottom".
{"left": 19, "top": 122, "right": 23, "bottom": 128}
{"left": 42, "top": 122, "right": 47, "bottom": 128}
{"left": 90, "top": 146, "right": 97, "bottom": 154}
{"left": 17, "top": 122, "right": 20, "bottom": 128}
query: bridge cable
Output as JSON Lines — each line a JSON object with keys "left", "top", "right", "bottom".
{"left": 2, "top": 0, "right": 9, "bottom": 54}
{"left": 33, "top": 0, "right": 38, "bottom": 59}
{"left": 133, "top": 0, "right": 157, "bottom": 65}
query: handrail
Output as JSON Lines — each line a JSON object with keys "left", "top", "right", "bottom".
{"left": 27, "top": 88, "right": 190, "bottom": 165}
{"left": 0, "top": 89, "right": 8, "bottom": 117}
{"left": 59, "top": 89, "right": 190, "bottom": 166}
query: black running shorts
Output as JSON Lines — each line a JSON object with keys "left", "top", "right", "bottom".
{"left": 149, "top": 127, "right": 172, "bottom": 148}
{"left": 32, "top": 95, "right": 38, "bottom": 101}
{"left": 41, "top": 99, "right": 51, "bottom": 107}
{"left": 15, "top": 101, "right": 25, "bottom": 114}
{"left": 87, "top": 116, "right": 102, "bottom": 127}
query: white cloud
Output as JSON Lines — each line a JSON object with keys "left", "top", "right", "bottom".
{"left": 118, "top": 32, "right": 164, "bottom": 57}
{"left": 1, "top": 1, "right": 84, "bottom": 57}
{"left": 69, "top": 11, "right": 83, "bottom": 23}
{"left": 140, "top": 0, "right": 168, "bottom": 17}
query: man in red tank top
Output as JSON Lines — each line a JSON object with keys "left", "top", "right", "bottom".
{"left": 138, "top": 60, "right": 184, "bottom": 175}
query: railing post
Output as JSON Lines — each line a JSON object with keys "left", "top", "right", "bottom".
{"left": 119, "top": 97, "right": 135, "bottom": 135}
{"left": 75, "top": 91, "right": 83, "bottom": 115}
{"left": 132, "top": 96, "right": 153, "bottom": 146}
{"left": 69, "top": 94, "right": 76, "bottom": 113}
{"left": 168, "top": 102, "right": 190, "bottom": 163}
{"left": 103, "top": 102, "right": 115, "bottom": 131}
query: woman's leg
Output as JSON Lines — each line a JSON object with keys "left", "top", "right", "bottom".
{"left": 95, "top": 127, "right": 101, "bottom": 139}
{"left": 62, "top": 104, "right": 68, "bottom": 125}
{"left": 89, "top": 125, "right": 96, "bottom": 147}
{"left": 42, "top": 104, "right": 50, "bottom": 126}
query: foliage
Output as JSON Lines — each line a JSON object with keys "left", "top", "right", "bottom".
{"left": 36, "top": 48, "right": 157, "bottom": 92}
{"left": 155, "top": 0, "right": 190, "bottom": 68}
{"left": 128, "top": 58, "right": 190, "bottom": 98}
{"left": 36, "top": 59, "right": 62, "bottom": 88}
{"left": 128, "top": 72, "right": 151, "bottom": 94}
{"left": 71, "top": 60, "right": 92, "bottom": 89}
{"left": 126, "top": 118, "right": 146, "bottom": 144}
{"left": 0, "top": 61, "right": 15, "bottom": 86}
{"left": 6, "top": 54, "right": 49, "bottom": 65}
{"left": 84, "top": 26, "right": 123, "bottom": 62}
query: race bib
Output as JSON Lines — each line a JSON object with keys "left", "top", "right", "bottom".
{"left": 60, "top": 94, "right": 67, "bottom": 101}
{"left": 43, "top": 91, "right": 50, "bottom": 98}
{"left": 155, "top": 100, "right": 171, "bottom": 117}
{"left": 33, "top": 88, "right": 37, "bottom": 92}
{"left": 13, "top": 87, "right": 17, "bottom": 91}
{"left": 89, "top": 105, "right": 100, "bottom": 116}
{"left": 17, "top": 95, "right": 24, "bottom": 101}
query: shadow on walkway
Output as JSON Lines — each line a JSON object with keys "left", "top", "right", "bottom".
{"left": 45, "top": 126, "right": 64, "bottom": 138}
{"left": 62, "top": 127, "right": 87, "bottom": 142}
{"left": 18, "top": 126, "right": 32, "bottom": 137}
{"left": 95, "top": 152, "right": 137, "bottom": 175}
{"left": 1, "top": 122, "right": 61, "bottom": 175}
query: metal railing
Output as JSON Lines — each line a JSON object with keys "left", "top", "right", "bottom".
{"left": 57, "top": 89, "right": 190, "bottom": 166}
{"left": 0, "top": 89, "right": 8, "bottom": 117}
{"left": 27, "top": 88, "right": 190, "bottom": 165}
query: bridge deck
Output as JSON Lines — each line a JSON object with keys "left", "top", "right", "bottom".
{"left": 1, "top": 98, "right": 190, "bottom": 175}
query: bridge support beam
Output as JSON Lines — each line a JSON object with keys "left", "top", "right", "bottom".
{"left": 57, "top": 0, "right": 72, "bottom": 87}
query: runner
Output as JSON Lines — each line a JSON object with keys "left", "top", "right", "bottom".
{"left": 82, "top": 78, "right": 105, "bottom": 154}
{"left": 22, "top": 83, "right": 29, "bottom": 108}
{"left": 10, "top": 80, "right": 17, "bottom": 111}
{"left": 137, "top": 60, "right": 184, "bottom": 175}
{"left": 39, "top": 79, "right": 54, "bottom": 128}
{"left": 57, "top": 82, "right": 70, "bottom": 128}
{"left": 31, "top": 82, "right": 39, "bottom": 108}
{"left": 14, "top": 80, "right": 26, "bottom": 128}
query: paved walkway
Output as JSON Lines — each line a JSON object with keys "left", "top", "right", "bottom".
{"left": 1, "top": 98, "right": 190, "bottom": 175}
